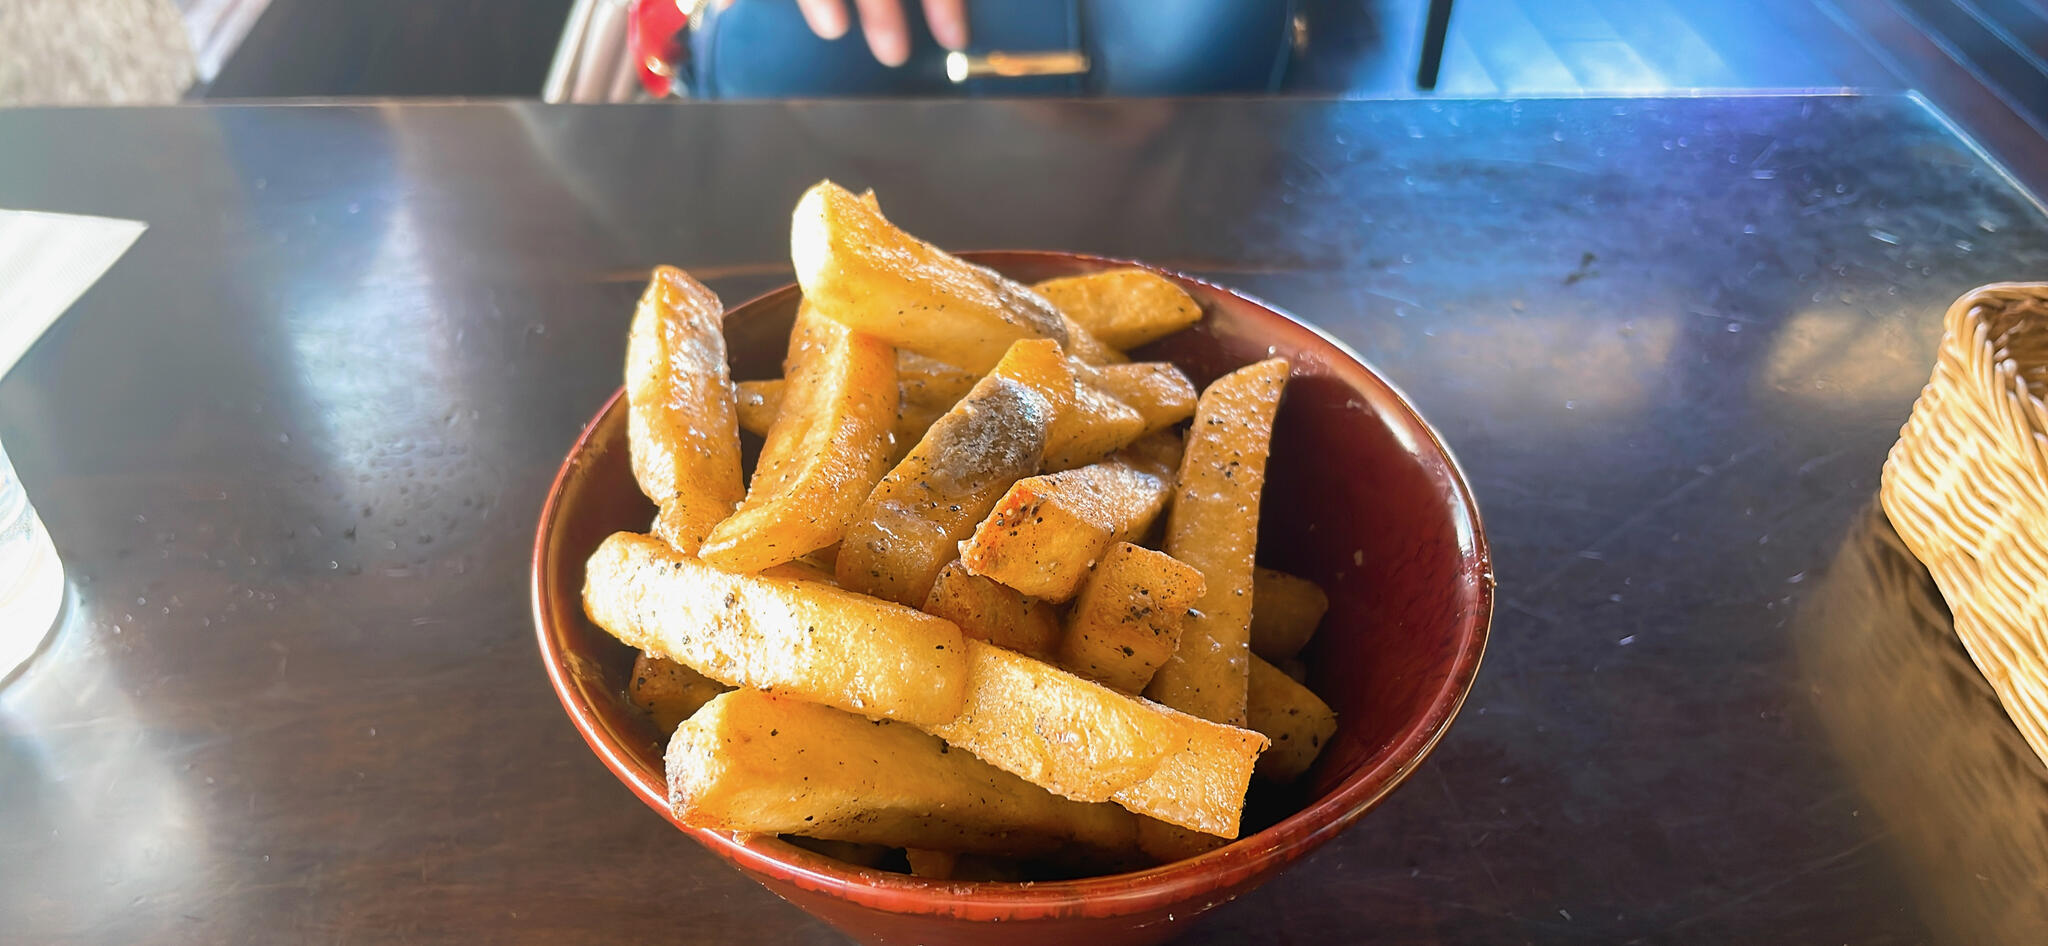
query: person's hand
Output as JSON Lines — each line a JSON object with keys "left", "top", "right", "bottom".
{"left": 795, "top": 0, "right": 967, "bottom": 67}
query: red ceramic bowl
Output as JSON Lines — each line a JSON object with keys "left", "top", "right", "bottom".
{"left": 533, "top": 251, "right": 1492, "bottom": 946}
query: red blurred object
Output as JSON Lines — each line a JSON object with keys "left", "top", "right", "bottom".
{"left": 629, "top": 0, "right": 691, "bottom": 96}
{"left": 533, "top": 251, "right": 1493, "bottom": 946}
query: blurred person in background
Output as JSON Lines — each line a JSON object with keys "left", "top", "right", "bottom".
{"left": 794, "top": 0, "right": 969, "bottom": 68}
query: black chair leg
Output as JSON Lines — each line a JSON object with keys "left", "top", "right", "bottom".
{"left": 1416, "top": 0, "right": 1454, "bottom": 90}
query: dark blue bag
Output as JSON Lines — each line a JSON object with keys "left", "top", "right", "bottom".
{"left": 685, "top": 0, "right": 1299, "bottom": 98}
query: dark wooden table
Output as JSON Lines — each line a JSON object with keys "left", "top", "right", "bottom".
{"left": 3, "top": 95, "right": 2047, "bottom": 944}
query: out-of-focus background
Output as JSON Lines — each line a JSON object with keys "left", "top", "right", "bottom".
{"left": 3, "top": 0, "right": 2045, "bottom": 173}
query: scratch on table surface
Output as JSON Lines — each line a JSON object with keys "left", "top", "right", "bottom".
{"left": 1351, "top": 879, "right": 1599, "bottom": 937}
{"left": 1519, "top": 443, "right": 1767, "bottom": 599}
{"left": 1796, "top": 448, "right": 1847, "bottom": 476}
{"left": 1501, "top": 597, "right": 1562, "bottom": 627}
{"left": 1434, "top": 765, "right": 1506, "bottom": 896}
{"left": 1668, "top": 833, "right": 1887, "bottom": 930}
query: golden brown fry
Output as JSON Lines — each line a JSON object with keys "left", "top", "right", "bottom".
{"left": 1062, "top": 315, "right": 1130, "bottom": 365}
{"left": 1144, "top": 358, "right": 1290, "bottom": 727}
{"left": 791, "top": 181, "right": 1068, "bottom": 372}
{"left": 584, "top": 533, "right": 967, "bottom": 725}
{"left": 1086, "top": 362, "right": 1198, "bottom": 437}
{"left": 625, "top": 266, "right": 745, "bottom": 553}
{"left": 922, "top": 561, "right": 1064, "bottom": 662}
{"left": 958, "top": 443, "right": 1175, "bottom": 602}
{"left": 666, "top": 689, "right": 1140, "bottom": 859}
{"left": 929, "top": 639, "right": 1265, "bottom": 837}
{"left": 1249, "top": 567, "right": 1330, "bottom": 661}
{"left": 734, "top": 379, "right": 783, "bottom": 436}
{"left": 836, "top": 339, "right": 1068, "bottom": 606}
{"left": 1058, "top": 543, "right": 1206, "bottom": 694}
{"left": 1106, "top": 700, "right": 1267, "bottom": 838}
{"left": 895, "top": 350, "right": 979, "bottom": 408}
{"left": 1246, "top": 655, "right": 1337, "bottom": 783}
{"left": 1033, "top": 268, "right": 1203, "bottom": 350}
{"left": 1044, "top": 380, "right": 1147, "bottom": 471}
{"left": 888, "top": 401, "right": 946, "bottom": 461}
{"left": 699, "top": 304, "right": 898, "bottom": 572}
{"left": 629, "top": 652, "right": 731, "bottom": 733}
{"left": 739, "top": 376, "right": 950, "bottom": 456}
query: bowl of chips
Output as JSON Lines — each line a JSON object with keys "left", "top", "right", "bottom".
{"left": 534, "top": 183, "right": 1492, "bottom": 945}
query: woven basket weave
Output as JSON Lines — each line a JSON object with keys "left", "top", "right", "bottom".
{"left": 1881, "top": 282, "right": 2048, "bottom": 768}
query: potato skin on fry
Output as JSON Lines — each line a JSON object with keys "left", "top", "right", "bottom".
{"left": 1145, "top": 358, "right": 1290, "bottom": 727}
{"left": 699, "top": 304, "right": 898, "bottom": 573}
{"left": 625, "top": 266, "right": 745, "bottom": 552}
{"left": 584, "top": 533, "right": 967, "bottom": 725}
{"left": 666, "top": 689, "right": 1140, "bottom": 860}
{"left": 836, "top": 340, "right": 1066, "bottom": 606}
{"left": 792, "top": 181, "right": 1067, "bottom": 372}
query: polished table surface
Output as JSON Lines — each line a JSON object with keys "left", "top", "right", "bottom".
{"left": 4, "top": 95, "right": 2048, "bottom": 944}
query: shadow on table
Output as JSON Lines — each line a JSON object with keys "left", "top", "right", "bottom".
{"left": 1795, "top": 501, "right": 2048, "bottom": 945}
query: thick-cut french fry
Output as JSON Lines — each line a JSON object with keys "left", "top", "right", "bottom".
{"left": 1062, "top": 315, "right": 1129, "bottom": 365}
{"left": 1044, "top": 381, "right": 1147, "bottom": 471}
{"left": 1105, "top": 701, "right": 1268, "bottom": 838}
{"left": 584, "top": 533, "right": 966, "bottom": 724}
{"left": 734, "top": 379, "right": 783, "bottom": 436}
{"left": 598, "top": 532, "right": 1259, "bottom": 836}
{"left": 929, "top": 639, "right": 1265, "bottom": 837}
{"left": 1145, "top": 358, "right": 1290, "bottom": 727}
{"left": 958, "top": 442, "right": 1175, "bottom": 601}
{"left": 630, "top": 652, "right": 731, "bottom": 733}
{"left": 923, "top": 561, "right": 1063, "bottom": 662}
{"left": 791, "top": 181, "right": 1068, "bottom": 372}
{"left": 666, "top": 689, "right": 1140, "bottom": 859}
{"left": 736, "top": 374, "right": 958, "bottom": 457}
{"left": 896, "top": 350, "right": 979, "bottom": 407}
{"left": 625, "top": 266, "right": 746, "bottom": 553}
{"left": 736, "top": 375, "right": 950, "bottom": 455}
{"left": 1033, "top": 268, "right": 1203, "bottom": 351}
{"left": 1246, "top": 655, "right": 1337, "bottom": 783}
{"left": 1058, "top": 543, "right": 1205, "bottom": 694}
{"left": 1085, "top": 362, "right": 1198, "bottom": 437}
{"left": 836, "top": 339, "right": 1068, "bottom": 606}
{"left": 698, "top": 304, "right": 898, "bottom": 572}
{"left": 1249, "top": 567, "right": 1330, "bottom": 661}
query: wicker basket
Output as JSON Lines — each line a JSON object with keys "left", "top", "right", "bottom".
{"left": 1881, "top": 282, "right": 2048, "bottom": 768}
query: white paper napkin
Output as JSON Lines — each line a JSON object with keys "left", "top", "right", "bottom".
{"left": 0, "top": 209, "right": 147, "bottom": 378}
